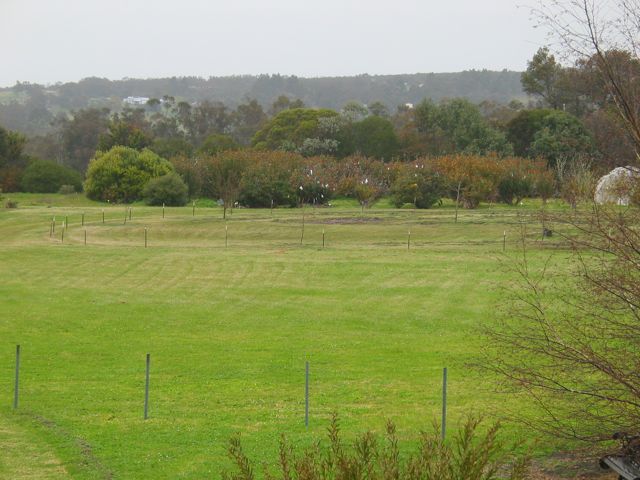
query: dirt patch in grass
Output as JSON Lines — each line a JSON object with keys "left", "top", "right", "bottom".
{"left": 32, "top": 414, "right": 114, "bottom": 480}
{"left": 274, "top": 216, "right": 386, "bottom": 225}
{"left": 318, "top": 217, "right": 385, "bottom": 224}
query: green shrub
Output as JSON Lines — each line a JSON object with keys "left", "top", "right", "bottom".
{"left": 533, "top": 169, "right": 556, "bottom": 203}
{"left": 241, "top": 168, "right": 297, "bottom": 207}
{"left": 142, "top": 172, "right": 189, "bottom": 206}
{"left": 240, "top": 152, "right": 299, "bottom": 208}
{"left": 84, "top": 146, "right": 173, "bottom": 203}
{"left": 498, "top": 174, "right": 533, "bottom": 205}
{"left": 20, "top": 160, "right": 82, "bottom": 193}
{"left": 223, "top": 415, "right": 528, "bottom": 480}
{"left": 390, "top": 166, "right": 444, "bottom": 208}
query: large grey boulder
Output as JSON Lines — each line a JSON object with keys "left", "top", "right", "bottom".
{"left": 594, "top": 166, "right": 640, "bottom": 205}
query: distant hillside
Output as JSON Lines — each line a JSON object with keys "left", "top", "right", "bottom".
{"left": 0, "top": 71, "right": 526, "bottom": 135}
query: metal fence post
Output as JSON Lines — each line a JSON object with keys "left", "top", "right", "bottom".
{"left": 144, "top": 353, "right": 150, "bottom": 419}
{"left": 442, "top": 367, "right": 447, "bottom": 441}
{"left": 305, "top": 361, "right": 309, "bottom": 427}
{"left": 13, "top": 345, "right": 20, "bottom": 409}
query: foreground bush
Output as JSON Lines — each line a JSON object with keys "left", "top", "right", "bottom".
{"left": 142, "top": 172, "right": 189, "bottom": 206}
{"left": 84, "top": 146, "right": 173, "bottom": 203}
{"left": 223, "top": 415, "right": 528, "bottom": 480}
{"left": 20, "top": 159, "right": 82, "bottom": 193}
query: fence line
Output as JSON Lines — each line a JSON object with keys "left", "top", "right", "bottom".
{"left": 44, "top": 211, "right": 566, "bottom": 250}
{"left": 7, "top": 345, "right": 451, "bottom": 432}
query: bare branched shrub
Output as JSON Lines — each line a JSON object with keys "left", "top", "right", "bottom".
{"left": 485, "top": 204, "right": 640, "bottom": 443}
{"left": 222, "top": 415, "right": 528, "bottom": 480}
{"left": 555, "top": 157, "right": 597, "bottom": 208}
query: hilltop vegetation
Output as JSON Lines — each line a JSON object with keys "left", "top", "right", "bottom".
{"left": 0, "top": 71, "right": 525, "bottom": 135}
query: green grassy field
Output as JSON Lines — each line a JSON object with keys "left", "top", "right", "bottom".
{"left": 0, "top": 194, "right": 574, "bottom": 479}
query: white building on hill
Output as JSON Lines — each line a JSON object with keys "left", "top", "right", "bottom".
{"left": 123, "top": 96, "right": 150, "bottom": 106}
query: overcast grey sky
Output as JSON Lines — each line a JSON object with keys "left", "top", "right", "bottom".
{"left": 1, "top": 0, "right": 546, "bottom": 87}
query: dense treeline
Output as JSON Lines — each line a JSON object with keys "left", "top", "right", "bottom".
{"left": 81, "top": 148, "right": 556, "bottom": 215}
{"left": 0, "top": 47, "right": 637, "bottom": 210}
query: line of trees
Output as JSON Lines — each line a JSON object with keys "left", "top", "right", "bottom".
{"left": 0, "top": 96, "right": 613, "bottom": 198}
{"left": 81, "top": 146, "right": 560, "bottom": 215}
{"left": 1, "top": 111, "right": 607, "bottom": 214}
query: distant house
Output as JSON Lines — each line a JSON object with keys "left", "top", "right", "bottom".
{"left": 123, "top": 96, "right": 150, "bottom": 106}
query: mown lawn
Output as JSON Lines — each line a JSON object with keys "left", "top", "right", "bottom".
{"left": 0, "top": 195, "right": 575, "bottom": 479}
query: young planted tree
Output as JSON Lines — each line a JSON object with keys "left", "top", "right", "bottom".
{"left": 204, "top": 152, "right": 249, "bottom": 219}
{"left": 354, "top": 182, "right": 382, "bottom": 212}
{"left": 240, "top": 151, "right": 300, "bottom": 208}
{"left": 434, "top": 155, "right": 503, "bottom": 209}
{"left": 330, "top": 156, "right": 391, "bottom": 210}
{"left": 390, "top": 163, "right": 445, "bottom": 209}
{"left": 290, "top": 157, "right": 333, "bottom": 206}
{"left": 496, "top": 158, "right": 547, "bottom": 205}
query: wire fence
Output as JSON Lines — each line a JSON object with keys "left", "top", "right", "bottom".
{"left": 40, "top": 206, "right": 575, "bottom": 251}
{"left": 8, "top": 345, "right": 452, "bottom": 438}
